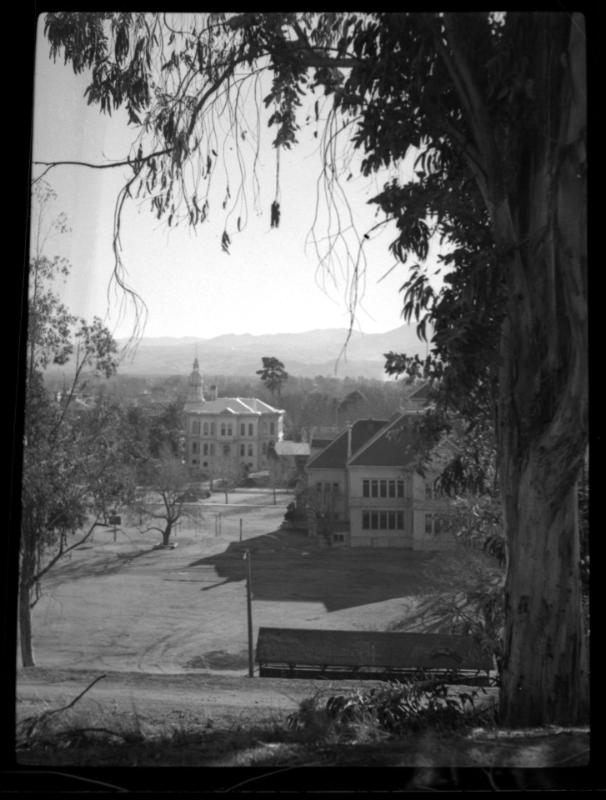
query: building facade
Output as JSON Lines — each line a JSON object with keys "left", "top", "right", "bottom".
{"left": 183, "top": 359, "right": 284, "bottom": 476}
{"left": 304, "top": 384, "right": 455, "bottom": 550}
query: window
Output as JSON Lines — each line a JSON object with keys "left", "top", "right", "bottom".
{"left": 362, "top": 510, "right": 405, "bottom": 531}
{"left": 397, "top": 480, "right": 404, "bottom": 498}
{"left": 425, "top": 514, "right": 433, "bottom": 534}
{"left": 202, "top": 461, "right": 208, "bottom": 468}
{"left": 388, "top": 480, "right": 395, "bottom": 498}
{"left": 223, "top": 444, "right": 231, "bottom": 456}
{"left": 247, "top": 444, "right": 253, "bottom": 457}
{"left": 203, "top": 422, "right": 209, "bottom": 436}
{"left": 210, "top": 443, "right": 215, "bottom": 455}
{"left": 332, "top": 483, "right": 339, "bottom": 493}
{"left": 240, "top": 444, "right": 245, "bottom": 456}
{"left": 241, "top": 423, "right": 246, "bottom": 436}
{"left": 380, "top": 480, "right": 387, "bottom": 498}
{"left": 192, "top": 442, "right": 198, "bottom": 454}
{"left": 425, "top": 482, "right": 433, "bottom": 500}
{"left": 363, "top": 479, "right": 369, "bottom": 497}
{"left": 270, "top": 422, "right": 275, "bottom": 435}
{"left": 371, "top": 480, "right": 378, "bottom": 498}
{"left": 316, "top": 483, "right": 323, "bottom": 493}
{"left": 333, "top": 534, "right": 345, "bottom": 543}
{"left": 210, "top": 422, "right": 216, "bottom": 436}
{"left": 203, "top": 443, "right": 209, "bottom": 456}
{"left": 192, "top": 420, "right": 200, "bottom": 435}
{"left": 249, "top": 423, "right": 254, "bottom": 436}
{"left": 220, "top": 423, "right": 226, "bottom": 437}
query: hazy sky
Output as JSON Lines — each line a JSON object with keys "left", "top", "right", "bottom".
{"left": 31, "top": 15, "right": 441, "bottom": 342}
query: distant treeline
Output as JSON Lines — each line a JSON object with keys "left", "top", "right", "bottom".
{"left": 43, "top": 371, "right": 418, "bottom": 440}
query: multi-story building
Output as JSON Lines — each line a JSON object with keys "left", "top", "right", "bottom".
{"left": 305, "top": 384, "right": 455, "bottom": 550}
{"left": 183, "top": 359, "right": 284, "bottom": 475}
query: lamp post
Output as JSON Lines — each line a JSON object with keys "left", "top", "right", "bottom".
{"left": 243, "top": 549, "right": 254, "bottom": 677}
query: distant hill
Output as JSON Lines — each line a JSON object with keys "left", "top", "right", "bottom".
{"left": 113, "top": 325, "right": 429, "bottom": 380}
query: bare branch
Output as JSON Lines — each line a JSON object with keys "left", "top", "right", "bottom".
{"left": 17, "top": 674, "right": 107, "bottom": 742}
{"left": 31, "top": 519, "right": 102, "bottom": 586}
{"left": 32, "top": 148, "right": 174, "bottom": 178}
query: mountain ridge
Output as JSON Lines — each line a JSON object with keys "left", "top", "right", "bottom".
{"left": 110, "top": 324, "right": 428, "bottom": 379}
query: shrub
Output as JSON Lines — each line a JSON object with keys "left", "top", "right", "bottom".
{"left": 287, "top": 681, "right": 494, "bottom": 743}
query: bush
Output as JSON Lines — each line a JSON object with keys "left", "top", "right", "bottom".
{"left": 287, "top": 681, "right": 494, "bottom": 744}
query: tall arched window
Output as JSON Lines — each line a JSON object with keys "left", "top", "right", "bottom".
{"left": 203, "top": 422, "right": 209, "bottom": 436}
{"left": 192, "top": 420, "right": 200, "bottom": 435}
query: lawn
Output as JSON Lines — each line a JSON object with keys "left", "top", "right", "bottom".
{"left": 15, "top": 491, "right": 591, "bottom": 772}
{"left": 27, "top": 489, "right": 479, "bottom": 674}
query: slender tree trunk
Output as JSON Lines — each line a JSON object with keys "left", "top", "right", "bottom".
{"left": 162, "top": 522, "right": 173, "bottom": 546}
{"left": 18, "top": 562, "right": 35, "bottom": 667}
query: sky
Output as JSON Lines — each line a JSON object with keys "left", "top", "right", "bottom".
{"left": 30, "top": 14, "right": 442, "bottom": 342}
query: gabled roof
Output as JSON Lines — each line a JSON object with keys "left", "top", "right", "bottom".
{"left": 185, "top": 397, "right": 283, "bottom": 415}
{"left": 307, "top": 419, "right": 388, "bottom": 470}
{"left": 347, "top": 413, "right": 428, "bottom": 468}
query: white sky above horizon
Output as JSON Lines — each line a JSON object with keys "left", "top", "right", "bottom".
{"left": 30, "top": 14, "right": 443, "bottom": 342}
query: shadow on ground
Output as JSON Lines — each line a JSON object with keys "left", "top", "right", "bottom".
{"left": 45, "top": 546, "right": 158, "bottom": 584}
{"left": 188, "top": 529, "right": 464, "bottom": 612}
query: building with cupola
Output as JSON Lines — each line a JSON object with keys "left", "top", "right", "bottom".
{"left": 183, "top": 358, "right": 285, "bottom": 475}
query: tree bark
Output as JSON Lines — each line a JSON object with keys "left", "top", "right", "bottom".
{"left": 494, "top": 13, "right": 588, "bottom": 726}
{"left": 162, "top": 522, "right": 173, "bottom": 546}
{"left": 499, "top": 450, "right": 588, "bottom": 725}
{"left": 18, "top": 567, "right": 35, "bottom": 668}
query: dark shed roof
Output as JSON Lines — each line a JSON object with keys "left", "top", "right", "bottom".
{"left": 256, "top": 628, "right": 492, "bottom": 670}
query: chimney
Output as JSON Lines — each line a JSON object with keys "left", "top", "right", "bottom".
{"left": 209, "top": 384, "right": 218, "bottom": 401}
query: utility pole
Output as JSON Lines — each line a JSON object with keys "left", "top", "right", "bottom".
{"left": 243, "top": 549, "right": 254, "bottom": 677}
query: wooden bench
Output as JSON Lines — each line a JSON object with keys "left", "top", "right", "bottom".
{"left": 255, "top": 627, "right": 495, "bottom": 685}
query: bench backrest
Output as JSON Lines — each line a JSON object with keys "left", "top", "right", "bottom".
{"left": 256, "top": 627, "right": 493, "bottom": 671}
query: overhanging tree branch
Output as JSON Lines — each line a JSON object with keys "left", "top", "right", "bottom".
{"left": 32, "top": 148, "right": 174, "bottom": 181}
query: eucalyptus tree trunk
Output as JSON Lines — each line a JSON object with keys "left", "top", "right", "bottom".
{"left": 493, "top": 14, "right": 588, "bottom": 726}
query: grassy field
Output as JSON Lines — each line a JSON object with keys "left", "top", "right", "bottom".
{"left": 15, "top": 489, "right": 591, "bottom": 772}
{"left": 26, "top": 489, "right": 477, "bottom": 675}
